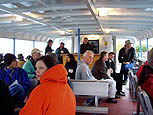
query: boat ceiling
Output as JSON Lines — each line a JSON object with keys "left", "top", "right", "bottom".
{"left": 0, "top": 0, "right": 153, "bottom": 41}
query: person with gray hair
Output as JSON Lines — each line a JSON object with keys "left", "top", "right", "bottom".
{"left": 75, "top": 50, "right": 96, "bottom": 106}
{"left": 138, "top": 48, "right": 153, "bottom": 107}
{"left": 92, "top": 51, "right": 118, "bottom": 103}
{"left": 75, "top": 50, "right": 96, "bottom": 80}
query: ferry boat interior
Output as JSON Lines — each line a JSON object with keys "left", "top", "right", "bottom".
{"left": 0, "top": 0, "right": 153, "bottom": 115}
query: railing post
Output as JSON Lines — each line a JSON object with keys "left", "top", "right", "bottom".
{"left": 33, "top": 40, "right": 35, "bottom": 48}
{"left": 78, "top": 28, "right": 80, "bottom": 61}
{"left": 13, "top": 38, "right": 15, "bottom": 55}
{"left": 140, "top": 40, "right": 142, "bottom": 58}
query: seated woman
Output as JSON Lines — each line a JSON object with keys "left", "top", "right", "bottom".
{"left": 20, "top": 56, "right": 76, "bottom": 115}
{"left": 65, "top": 54, "right": 77, "bottom": 79}
{"left": 137, "top": 48, "right": 153, "bottom": 107}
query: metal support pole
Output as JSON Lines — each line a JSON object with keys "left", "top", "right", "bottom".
{"left": 33, "top": 40, "right": 35, "bottom": 48}
{"left": 78, "top": 28, "right": 80, "bottom": 61}
{"left": 140, "top": 41, "right": 142, "bottom": 58}
{"left": 147, "top": 38, "right": 149, "bottom": 53}
{"left": 13, "top": 38, "right": 15, "bottom": 55}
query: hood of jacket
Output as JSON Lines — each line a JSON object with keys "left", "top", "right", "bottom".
{"left": 40, "top": 64, "right": 68, "bottom": 84}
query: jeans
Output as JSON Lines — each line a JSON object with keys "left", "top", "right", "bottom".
{"left": 120, "top": 63, "right": 134, "bottom": 82}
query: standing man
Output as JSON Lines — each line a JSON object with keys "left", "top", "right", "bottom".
{"left": 118, "top": 40, "right": 135, "bottom": 85}
{"left": 55, "top": 42, "right": 69, "bottom": 64}
{"left": 45, "top": 40, "right": 54, "bottom": 55}
{"left": 92, "top": 51, "right": 118, "bottom": 103}
{"left": 80, "top": 37, "right": 93, "bottom": 54}
{"left": 106, "top": 52, "right": 125, "bottom": 96}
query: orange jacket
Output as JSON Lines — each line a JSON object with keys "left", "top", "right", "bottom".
{"left": 20, "top": 64, "right": 76, "bottom": 115}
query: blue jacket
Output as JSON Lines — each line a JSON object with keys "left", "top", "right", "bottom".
{"left": 0, "top": 67, "right": 30, "bottom": 93}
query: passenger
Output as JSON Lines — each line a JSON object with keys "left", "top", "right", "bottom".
{"left": 105, "top": 52, "right": 125, "bottom": 96}
{"left": 55, "top": 42, "right": 69, "bottom": 64}
{"left": 23, "top": 48, "right": 41, "bottom": 79}
{"left": 80, "top": 37, "right": 93, "bottom": 54}
{"left": 25, "top": 55, "right": 32, "bottom": 62}
{"left": 34, "top": 53, "right": 58, "bottom": 87}
{"left": 0, "top": 53, "right": 4, "bottom": 69}
{"left": 65, "top": 54, "right": 77, "bottom": 79}
{"left": 0, "top": 79, "right": 15, "bottom": 115}
{"left": 46, "top": 52, "right": 58, "bottom": 63}
{"left": 17, "top": 54, "right": 26, "bottom": 68}
{"left": 45, "top": 39, "right": 54, "bottom": 55}
{"left": 20, "top": 56, "right": 76, "bottom": 115}
{"left": 136, "top": 61, "right": 148, "bottom": 79}
{"left": 0, "top": 53, "right": 30, "bottom": 107}
{"left": 137, "top": 48, "right": 153, "bottom": 107}
{"left": 118, "top": 40, "right": 135, "bottom": 85}
{"left": 75, "top": 50, "right": 96, "bottom": 105}
{"left": 92, "top": 51, "right": 118, "bottom": 103}
{"left": 75, "top": 50, "right": 96, "bottom": 80}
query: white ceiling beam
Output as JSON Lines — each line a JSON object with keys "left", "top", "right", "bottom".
{"left": 95, "top": 1, "right": 153, "bottom": 9}
{"left": 85, "top": 0, "right": 104, "bottom": 33}
{"left": 0, "top": 4, "right": 71, "bottom": 35}
{"left": 12, "top": 3, "right": 87, "bottom": 12}
{"left": 0, "top": 0, "right": 38, "bottom": 4}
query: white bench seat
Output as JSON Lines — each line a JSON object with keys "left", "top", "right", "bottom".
{"left": 70, "top": 79, "right": 109, "bottom": 114}
{"left": 76, "top": 106, "right": 108, "bottom": 114}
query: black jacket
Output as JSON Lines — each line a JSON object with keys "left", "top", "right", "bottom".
{"left": 45, "top": 46, "right": 54, "bottom": 55}
{"left": 105, "top": 59, "right": 115, "bottom": 72}
{"left": 92, "top": 58, "right": 110, "bottom": 80}
{"left": 118, "top": 47, "right": 135, "bottom": 63}
{"left": 65, "top": 61, "right": 77, "bottom": 79}
{"left": 80, "top": 43, "right": 93, "bottom": 54}
{"left": 0, "top": 79, "right": 15, "bottom": 115}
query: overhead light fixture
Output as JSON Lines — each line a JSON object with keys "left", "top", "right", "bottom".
{"left": 16, "top": 15, "right": 24, "bottom": 21}
{"left": 60, "top": 31, "right": 65, "bottom": 35}
{"left": 105, "top": 29, "right": 111, "bottom": 33}
{"left": 97, "top": 8, "right": 108, "bottom": 17}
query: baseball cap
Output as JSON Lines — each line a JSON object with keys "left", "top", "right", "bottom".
{"left": 31, "top": 48, "right": 41, "bottom": 55}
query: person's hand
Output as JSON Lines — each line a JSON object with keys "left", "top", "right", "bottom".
{"left": 125, "top": 62, "right": 130, "bottom": 64}
{"left": 110, "top": 68, "right": 113, "bottom": 73}
{"left": 9, "top": 84, "right": 23, "bottom": 96}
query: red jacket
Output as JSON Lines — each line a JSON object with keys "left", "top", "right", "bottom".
{"left": 138, "top": 64, "right": 153, "bottom": 105}
{"left": 136, "top": 61, "right": 148, "bottom": 79}
{"left": 20, "top": 64, "right": 76, "bottom": 115}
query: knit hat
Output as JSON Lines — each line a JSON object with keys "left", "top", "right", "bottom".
{"left": 125, "top": 40, "right": 132, "bottom": 45}
{"left": 148, "top": 48, "right": 153, "bottom": 69}
{"left": 4, "top": 53, "right": 16, "bottom": 66}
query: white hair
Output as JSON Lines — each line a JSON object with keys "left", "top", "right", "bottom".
{"left": 83, "top": 50, "right": 94, "bottom": 57}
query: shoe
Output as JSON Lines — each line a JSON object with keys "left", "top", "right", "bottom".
{"left": 105, "top": 98, "right": 118, "bottom": 103}
{"left": 116, "top": 92, "right": 125, "bottom": 96}
{"left": 122, "top": 81, "right": 127, "bottom": 85}
{"left": 83, "top": 98, "right": 95, "bottom": 106}
{"left": 120, "top": 91, "right": 125, "bottom": 94}
{"left": 115, "top": 95, "right": 120, "bottom": 98}
{"left": 83, "top": 102, "right": 91, "bottom": 106}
